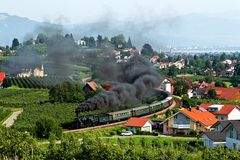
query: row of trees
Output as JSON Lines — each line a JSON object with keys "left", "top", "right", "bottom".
{"left": 2, "top": 126, "right": 240, "bottom": 160}
{"left": 49, "top": 81, "right": 101, "bottom": 103}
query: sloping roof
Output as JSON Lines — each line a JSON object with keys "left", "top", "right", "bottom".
{"left": 212, "top": 87, "right": 240, "bottom": 101}
{"left": 215, "top": 104, "right": 236, "bottom": 115}
{"left": 222, "top": 120, "right": 240, "bottom": 133}
{"left": 204, "top": 131, "right": 226, "bottom": 142}
{"left": 166, "top": 78, "right": 174, "bottom": 84}
{"left": 0, "top": 72, "right": 5, "bottom": 82}
{"left": 86, "top": 82, "right": 97, "bottom": 91}
{"left": 198, "top": 103, "right": 212, "bottom": 109}
{"left": 125, "top": 117, "right": 150, "bottom": 127}
{"left": 211, "top": 120, "right": 231, "bottom": 130}
{"left": 199, "top": 103, "right": 238, "bottom": 115}
{"left": 180, "top": 108, "right": 218, "bottom": 127}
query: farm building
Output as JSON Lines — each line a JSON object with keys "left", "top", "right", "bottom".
{"left": 125, "top": 117, "right": 152, "bottom": 133}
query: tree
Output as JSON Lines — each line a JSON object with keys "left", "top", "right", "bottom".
{"left": 173, "top": 80, "right": 190, "bottom": 96}
{"left": 167, "top": 65, "right": 178, "bottom": 77}
{"left": 126, "top": 37, "right": 133, "bottom": 48}
{"left": 220, "top": 52, "right": 227, "bottom": 61}
{"left": 234, "top": 63, "right": 240, "bottom": 76}
{"left": 110, "top": 34, "right": 126, "bottom": 48}
{"left": 204, "top": 76, "right": 213, "bottom": 83}
{"left": 230, "top": 76, "right": 240, "bottom": 87}
{"left": 49, "top": 82, "right": 85, "bottom": 103}
{"left": 88, "top": 37, "right": 96, "bottom": 48}
{"left": 207, "top": 89, "right": 217, "bottom": 99}
{"left": 215, "top": 81, "right": 227, "bottom": 87}
{"left": 36, "top": 33, "right": 47, "bottom": 44}
{"left": 97, "top": 35, "right": 103, "bottom": 48}
{"left": 141, "top": 43, "right": 153, "bottom": 56}
{"left": 11, "top": 38, "right": 20, "bottom": 49}
{"left": 205, "top": 60, "right": 212, "bottom": 69}
{"left": 35, "top": 116, "right": 63, "bottom": 139}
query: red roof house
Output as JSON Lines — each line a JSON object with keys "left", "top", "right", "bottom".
{"left": 125, "top": 117, "right": 152, "bottom": 133}
{"left": 161, "top": 107, "right": 218, "bottom": 135}
{"left": 199, "top": 103, "right": 240, "bottom": 121}
{"left": 210, "top": 87, "right": 240, "bottom": 101}
{"left": 0, "top": 72, "right": 5, "bottom": 85}
{"left": 83, "top": 81, "right": 98, "bottom": 92}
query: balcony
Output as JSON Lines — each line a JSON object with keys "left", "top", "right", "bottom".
{"left": 173, "top": 124, "right": 190, "bottom": 129}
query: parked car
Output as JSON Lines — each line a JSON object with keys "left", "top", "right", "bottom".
{"left": 121, "top": 131, "right": 133, "bottom": 136}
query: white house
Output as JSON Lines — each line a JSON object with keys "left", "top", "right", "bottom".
{"left": 221, "top": 120, "right": 240, "bottom": 151}
{"left": 203, "top": 131, "right": 226, "bottom": 148}
{"left": 199, "top": 103, "right": 240, "bottom": 121}
{"left": 160, "top": 78, "right": 174, "bottom": 94}
{"left": 125, "top": 117, "right": 152, "bottom": 133}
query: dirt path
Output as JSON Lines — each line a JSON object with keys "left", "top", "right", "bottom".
{"left": 2, "top": 110, "right": 23, "bottom": 127}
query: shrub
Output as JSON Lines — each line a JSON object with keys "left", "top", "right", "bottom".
{"left": 152, "top": 132, "right": 159, "bottom": 136}
{"left": 35, "top": 116, "right": 63, "bottom": 139}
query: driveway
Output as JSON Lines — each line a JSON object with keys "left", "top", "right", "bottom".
{"left": 3, "top": 110, "right": 23, "bottom": 127}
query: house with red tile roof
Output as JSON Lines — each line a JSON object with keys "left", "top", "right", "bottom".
{"left": 125, "top": 117, "right": 152, "bottom": 133}
{"left": 199, "top": 103, "right": 240, "bottom": 121}
{"left": 198, "top": 81, "right": 215, "bottom": 89}
{"left": 83, "top": 81, "right": 98, "bottom": 92}
{"left": 161, "top": 108, "right": 218, "bottom": 135}
{"left": 209, "top": 87, "right": 240, "bottom": 101}
{"left": 0, "top": 72, "right": 5, "bottom": 86}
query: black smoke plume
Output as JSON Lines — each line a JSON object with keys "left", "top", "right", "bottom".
{"left": 76, "top": 55, "right": 163, "bottom": 113}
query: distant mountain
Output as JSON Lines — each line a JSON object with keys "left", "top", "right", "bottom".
{"left": 0, "top": 13, "right": 42, "bottom": 45}
{"left": 2, "top": 13, "right": 240, "bottom": 49}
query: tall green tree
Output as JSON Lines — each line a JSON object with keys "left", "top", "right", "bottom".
{"left": 126, "top": 37, "right": 133, "bottom": 48}
{"left": 207, "top": 89, "right": 217, "bottom": 99}
{"left": 11, "top": 38, "right": 20, "bottom": 49}
{"left": 141, "top": 43, "right": 154, "bottom": 56}
{"left": 173, "top": 80, "right": 190, "bottom": 96}
{"left": 97, "top": 35, "right": 104, "bottom": 48}
{"left": 36, "top": 33, "right": 47, "bottom": 44}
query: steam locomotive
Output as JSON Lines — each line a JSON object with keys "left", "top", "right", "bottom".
{"left": 76, "top": 91, "right": 173, "bottom": 128}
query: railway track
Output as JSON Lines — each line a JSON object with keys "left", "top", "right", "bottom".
{"left": 64, "top": 98, "right": 179, "bottom": 134}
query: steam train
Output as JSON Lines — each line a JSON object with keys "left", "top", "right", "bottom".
{"left": 76, "top": 91, "right": 174, "bottom": 128}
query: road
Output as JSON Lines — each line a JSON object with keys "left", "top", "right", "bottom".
{"left": 2, "top": 110, "right": 23, "bottom": 127}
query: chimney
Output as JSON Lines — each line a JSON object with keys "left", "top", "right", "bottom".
{"left": 188, "top": 106, "right": 192, "bottom": 111}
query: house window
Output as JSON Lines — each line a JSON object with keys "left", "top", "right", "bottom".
{"left": 174, "top": 115, "right": 178, "bottom": 119}
{"left": 221, "top": 117, "right": 224, "bottom": 120}
{"left": 230, "top": 128, "right": 234, "bottom": 138}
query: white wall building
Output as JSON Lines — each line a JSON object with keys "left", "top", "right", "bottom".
{"left": 125, "top": 117, "right": 152, "bottom": 133}
{"left": 199, "top": 103, "right": 240, "bottom": 121}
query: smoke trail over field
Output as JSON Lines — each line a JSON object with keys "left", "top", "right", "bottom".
{"left": 76, "top": 55, "right": 163, "bottom": 113}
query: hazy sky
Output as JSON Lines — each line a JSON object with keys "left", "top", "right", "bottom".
{"left": 1, "top": 0, "right": 240, "bottom": 24}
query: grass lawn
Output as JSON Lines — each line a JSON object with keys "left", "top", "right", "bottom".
{"left": 177, "top": 74, "right": 196, "bottom": 77}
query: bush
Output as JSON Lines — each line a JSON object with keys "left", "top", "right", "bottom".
{"left": 152, "top": 132, "right": 159, "bottom": 136}
{"left": 35, "top": 116, "right": 63, "bottom": 139}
